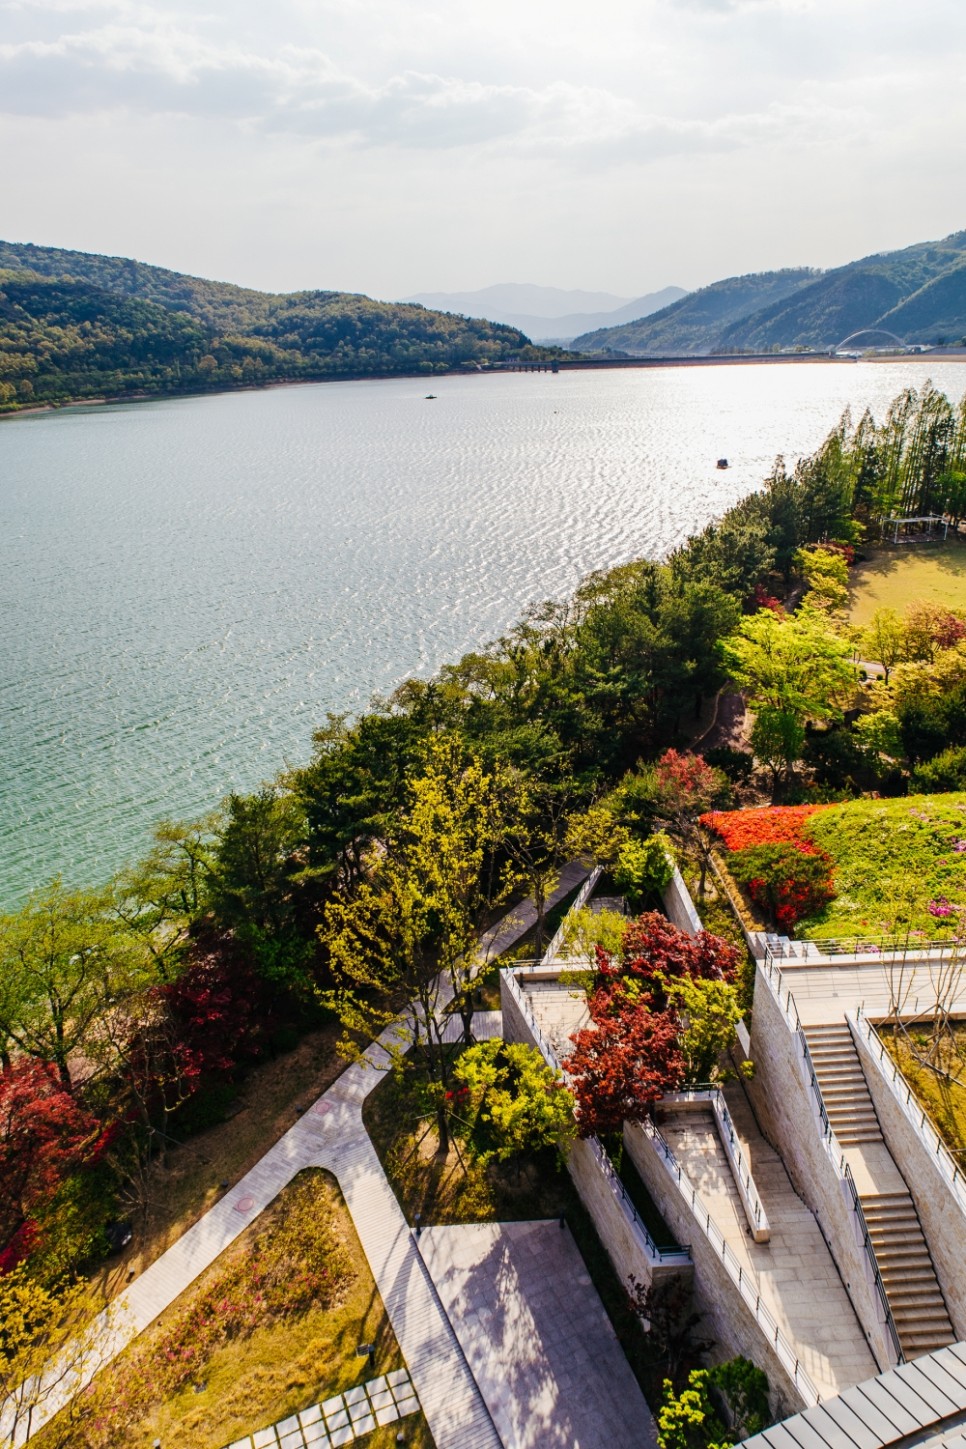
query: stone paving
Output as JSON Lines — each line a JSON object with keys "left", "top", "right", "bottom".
{"left": 417, "top": 1220, "right": 658, "bottom": 1449}
{"left": 657, "top": 1084, "right": 878, "bottom": 1398}
{"left": 225, "top": 1370, "right": 420, "bottom": 1448}
{"left": 3, "top": 862, "right": 592, "bottom": 1449}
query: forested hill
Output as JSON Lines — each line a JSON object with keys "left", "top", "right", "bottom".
{"left": 0, "top": 241, "right": 539, "bottom": 412}
{"left": 573, "top": 230, "right": 966, "bottom": 356}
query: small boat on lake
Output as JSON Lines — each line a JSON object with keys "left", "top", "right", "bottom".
{"left": 716, "top": 458, "right": 730, "bottom": 469}
{"left": 425, "top": 394, "right": 437, "bottom": 400}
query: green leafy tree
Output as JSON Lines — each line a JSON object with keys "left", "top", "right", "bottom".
{"left": 793, "top": 546, "right": 849, "bottom": 611}
{"left": 665, "top": 976, "right": 743, "bottom": 1085}
{"left": 452, "top": 1039, "right": 576, "bottom": 1166}
{"left": 318, "top": 739, "right": 511, "bottom": 1151}
{"left": 0, "top": 882, "right": 151, "bottom": 1090}
{"left": 0, "top": 1265, "right": 105, "bottom": 1447}
{"left": 658, "top": 1358, "right": 770, "bottom": 1449}
{"left": 721, "top": 605, "right": 856, "bottom": 726}
{"left": 109, "top": 815, "right": 217, "bottom": 979}
{"left": 859, "top": 608, "right": 906, "bottom": 684}
{"left": 614, "top": 835, "right": 675, "bottom": 908}
{"left": 750, "top": 707, "right": 806, "bottom": 792}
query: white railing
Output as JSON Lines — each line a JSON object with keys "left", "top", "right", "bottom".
{"left": 851, "top": 1010, "right": 966, "bottom": 1213}
{"left": 642, "top": 1118, "right": 822, "bottom": 1406}
{"left": 760, "top": 934, "right": 960, "bottom": 966}
{"left": 759, "top": 956, "right": 904, "bottom": 1365}
{"left": 662, "top": 1088, "right": 770, "bottom": 1242}
{"left": 541, "top": 864, "right": 603, "bottom": 966}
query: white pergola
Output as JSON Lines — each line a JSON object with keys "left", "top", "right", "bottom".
{"left": 882, "top": 513, "right": 950, "bottom": 544}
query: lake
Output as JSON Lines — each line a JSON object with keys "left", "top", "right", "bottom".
{"left": 3, "top": 359, "right": 965, "bottom": 907}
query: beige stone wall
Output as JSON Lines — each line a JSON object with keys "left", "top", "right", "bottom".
{"left": 499, "top": 970, "right": 681, "bottom": 1292}
{"left": 663, "top": 864, "right": 704, "bottom": 936}
{"left": 852, "top": 1023, "right": 966, "bottom": 1337}
{"left": 623, "top": 1122, "right": 803, "bottom": 1417}
{"left": 746, "top": 969, "right": 895, "bottom": 1370}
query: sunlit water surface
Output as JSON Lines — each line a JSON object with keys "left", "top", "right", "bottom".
{"left": 3, "top": 361, "right": 966, "bottom": 906}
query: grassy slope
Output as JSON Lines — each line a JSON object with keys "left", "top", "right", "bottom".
{"left": 798, "top": 792, "right": 966, "bottom": 939}
{"left": 847, "top": 541, "right": 966, "bottom": 625}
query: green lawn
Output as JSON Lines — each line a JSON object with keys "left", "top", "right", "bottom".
{"left": 798, "top": 792, "right": 966, "bottom": 940}
{"left": 848, "top": 541, "right": 966, "bottom": 625}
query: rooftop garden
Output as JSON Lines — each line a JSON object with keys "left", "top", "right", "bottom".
{"left": 703, "top": 793, "right": 966, "bottom": 940}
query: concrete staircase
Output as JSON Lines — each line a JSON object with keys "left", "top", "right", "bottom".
{"left": 805, "top": 1023, "right": 882, "bottom": 1145}
{"left": 803, "top": 1022, "right": 955, "bottom": 1361}
{"left": 861, "top": 1193, "right": 955, "bottom": 1358}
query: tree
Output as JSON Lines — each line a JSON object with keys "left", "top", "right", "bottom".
{"left": 721, "top": 605, "right": 856, "bottom": 727}
{"left": 749, "top": 707, "right": 805, "bottom": 792}
{"left": 318, "top": 739, "right": 511, "bottom": 1152}
{"left": 0, "top": 1266, "right": 104, "bottom": 1447}
{"left": 568, "top": 990, "right": 685, "bottom": 1137}
{"left": 599, "top": 912, "right": 741, "bottom": 1014}
{"left": 109, "top": 815, "right": 217, "bottom": 979}
{"left": 666, "top": 976, "right": 743, "bottom": 1085}
{"left": 793, "top": 546, "right": 849, "bottom": 611}
{"left": 0, "top": 1061, "right": 104, "bottom": 1259}
{"left": 209, "top": 788, "right": 311, "bottom": 989}
{"left": 658, "top": 1359, "right": 770, "bottom": 1449}
{"left": 613, "top": 836, "right": 674, "bottom": 909}
{"left": 451, "top": 1040, "right": 575, "bottom": 1166}
{"left": 633, "top": 751, "right": 730, "bottom": 896}
{"left": 859, "top": 608, "right": 906, "bottom": 684}
{"left": 0, "top": 882, "right": 151, "bottom": 1091}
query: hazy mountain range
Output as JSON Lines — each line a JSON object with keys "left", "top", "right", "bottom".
{"left": 402, "top": 283, "right": 688, "bottom": 344}
{"left": 572, "top": 231, "right": 966, "bottom": 356}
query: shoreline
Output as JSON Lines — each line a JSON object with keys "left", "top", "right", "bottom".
{"left": 4, "top": 349, "right": 966, "bottom": 422}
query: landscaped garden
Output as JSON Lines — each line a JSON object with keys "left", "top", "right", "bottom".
{"left": 702, "top": 794, "right": 966, "bottom": 940}
{"left": 880, "top": 1024, "right": 966, "bottom": 1164}
{"left": 32, "top": 1170, "right": 433, "bottom": 1449}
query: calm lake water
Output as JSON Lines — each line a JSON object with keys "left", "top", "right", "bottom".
{"left": 3, "top": 360, "right": 966, "bottom": 907}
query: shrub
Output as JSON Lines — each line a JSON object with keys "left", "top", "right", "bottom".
{"left": 912, "top": 746, "right": 966, "bottom": 791}
{"left": 728, "top": 843, "right": 835, "bottom": 932}
{"left": 700, "top": 805, "right": 829, "bottom": 852}
{"left": 703, "top": 747, "right": 754, "bottom": 783}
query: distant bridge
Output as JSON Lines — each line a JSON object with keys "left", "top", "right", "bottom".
{"left": 833, "top": 327, "right": 909, "bottom": 353}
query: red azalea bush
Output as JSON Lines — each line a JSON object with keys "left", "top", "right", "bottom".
{"left": 699, "top": 804, "right": 830, "bottom": 852}
{"left": 728, "top": 843, "right": 835, "bottom": 932}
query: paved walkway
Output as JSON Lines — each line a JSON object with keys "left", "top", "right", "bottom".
{"left": 418, "top": 1221, "right": 657, "bottom": 1449}
{"left": 658, "top": 1086, "right": 878, "bottom": 1398}
{"left": 5, "top": 862, "right": 592, "bottom": 1449}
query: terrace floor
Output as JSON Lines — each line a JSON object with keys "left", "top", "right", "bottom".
{"left": 656, "top": 1085, "right": 879, "bottom": 1399}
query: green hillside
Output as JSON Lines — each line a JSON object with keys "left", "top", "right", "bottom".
{"left": 0, "top": 241, "right": 537, "bottom": 411}
{"left": 572, "top": 269, "right": 815, "bottom": 356}
{"left": 573, "top": 229, "right": 966, "bottom": 356}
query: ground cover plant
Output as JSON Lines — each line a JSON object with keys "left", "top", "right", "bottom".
{"left": 32, "top": 1170, "right": 433, "bottom": 1449}
{"left": 703, "top": 794, "right": 966, "bottom": 939}
{"left": 880, "top": 1024, "right": 966, "bottom": 1162}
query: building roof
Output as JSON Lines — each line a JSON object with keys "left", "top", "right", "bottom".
{"left": 742, "top": 1344, "right": 966, "bottom": 1449}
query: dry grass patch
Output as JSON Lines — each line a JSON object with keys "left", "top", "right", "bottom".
{"left": 37, "top": 1170, "right": 433, "bottom": 1449}
{"left": 848, "top": 541, "right": 966, "bottom": 625}
{"left": 881, "top": 1024, "right": 966, "bottom": 1162}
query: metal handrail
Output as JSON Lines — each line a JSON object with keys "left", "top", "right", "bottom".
{"left": 852, "top": 1011, "right": 966, "bottom": 1205}
{"left": 642, "top": 1117, "right": 822, "bottom": 1406}
{"left": 541, "top": 864, "right": 603, "bottom": 966}
{"left": 761, "top": 934, "right": 959, "bottom": 964}
{"left": 663, "top": 1087, "right": 767, "bottom": 1233}
{"left": 758, "top": 954, "right": 905, "bottom": 1365}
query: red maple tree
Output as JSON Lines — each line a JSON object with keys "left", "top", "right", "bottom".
{"left": 0, "top": 1059, "right": 104, "bottom": 1254}
{"left": 567, "top": 914, "right": 740, "bottom": 1136}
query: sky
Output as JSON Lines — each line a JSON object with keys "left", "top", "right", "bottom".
{"left": 0, "top": 0, "right": 964, "bottom": 302}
